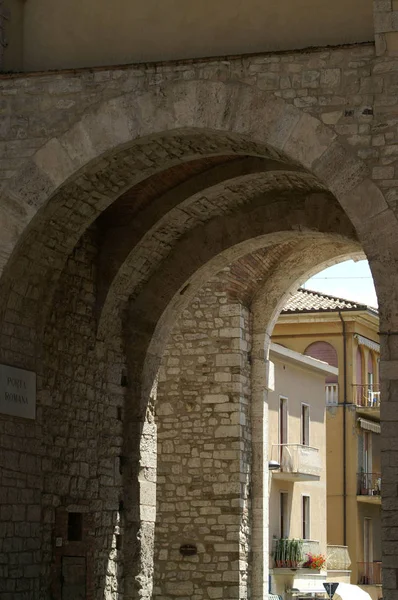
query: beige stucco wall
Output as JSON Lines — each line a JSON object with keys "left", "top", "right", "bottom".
{"left": 6, "top": 0, "right": 374, "bottom": 71}
{"left": 273, "top": 312, "right": 380, "bottom": 589}
{"left": 268, "top": 355, "right": 327, "bottom": 560}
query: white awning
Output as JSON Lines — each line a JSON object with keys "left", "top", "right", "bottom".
{"left": 354, "top": 334, "right": 380, "bottom": 354}
{"left": 334, "top": 583, "right": 372, "bottom": 600}
{"left": 358, "top": 418, "right": 380, "bottom": 434}
{"left": 289, "top": 589, "right": 327, "bottom": 596}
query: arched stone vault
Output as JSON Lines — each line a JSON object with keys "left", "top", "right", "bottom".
{"left": 152, "top": 240, "right": 363, "bottom": 600}
{"left": 0, "top": 82, "right": 394, "bottom": 344}
{"left": 0, "top": 79, "right": 396, "bottom": 600}
{"left": 0, "top": 80, "right": 393, "bottom": 265}
{"left": 0, "top": 82, "right": 395, "bottom": 347}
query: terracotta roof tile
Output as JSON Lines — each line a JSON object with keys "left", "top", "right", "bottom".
{"left": 282, "top": 288, "right": 373, "bottom": 314}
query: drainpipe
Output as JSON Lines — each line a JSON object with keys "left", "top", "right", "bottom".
{"left": 338, "top": 310, "right": 347, "bottom": 547}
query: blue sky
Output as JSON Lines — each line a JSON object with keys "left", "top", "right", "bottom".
{"left": 303, "top": 260, "right": 378, "bottom": 308}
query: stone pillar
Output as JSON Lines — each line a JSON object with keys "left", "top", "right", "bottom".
{"left": 153, "top": 284, "right": 252, "bottom": 600}
{"left": 251, "top": 332, "right": 270, "bottom": 600}
{"left": 374, "top": 0, "right": 398, "bottom": 55}
{"left": 122, "top": 415, "right": 157, "bottom": 600}
{"left": 380, "top": 336, "right": 398, "bottom": 600}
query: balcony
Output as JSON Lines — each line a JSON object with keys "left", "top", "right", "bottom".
{"left": 272, "top": 539, "right": 321, "bottom": 569}
{"left": 271, "top": 444, "right": 321, "bottom": 481}
{"left": 357, "top": 472, "right": 381, "bottom": 504}
{"left": 326, "top": 545, "right": 351, "bottom": 571}
{"left": 358, "top": 562, "right": 382, "bottom": 585}
{"left": 326, "top": 383, "right": 338, "bottom": 406}
{"left": 352, "top": 384, "right": 380, "bottom": 418}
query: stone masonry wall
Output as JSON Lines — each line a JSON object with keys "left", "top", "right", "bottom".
{"left": 1, "top": 43, "right": 398, "bottom": 217}
{"left": 41, "top": 224, "right": 125, "bottom": 600}
{"left": 154, "top": 275, "right": 252, "bottom": 600}
{"left": 1, "top": 33, "right": 398, "bottom": 600}
{"left": 0, "top": 224, "right": 127, "bottom": 599}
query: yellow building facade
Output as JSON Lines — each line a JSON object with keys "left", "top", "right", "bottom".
{"left": 272, "top": 289, "right": 381, "bottom": 600}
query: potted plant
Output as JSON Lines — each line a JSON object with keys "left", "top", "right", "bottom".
{"left": 273, "top": 538, "right": 304, "bottom": 568}
{"left": 289, "top": 538, "right": 303, "bottom": 568}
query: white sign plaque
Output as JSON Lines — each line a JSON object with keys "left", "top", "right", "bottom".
{"left": 0, "top": 364, "right": 36, "bottom": 419}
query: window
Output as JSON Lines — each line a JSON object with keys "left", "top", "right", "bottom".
{"left": 363, "top": 431, "right": 372, "bottom": 475}
{"left": 68, "top": 512, "right": 83, "bottom": 541}
{"left": 356, "top": 347, "right": 363, "bottom": 385}
{"left": 301, "top": 404, "right": 310, "bottom": 446}
{"left": 279, "top": 396, "right": 288, "bottom": 464}
{"left": 302, "top": 496, "right": 310, "bottom": 540}
{"left": 367, "top": 371, "right": 374, "bottom": 388}
{"left": 279, "top": 396, "right": 288, "bottom": 445}
{"left": 364, "top": 518, "right": 373, "bottom": 564}
{"left": 280, "top": 492, "right": 289, "bottom": 538}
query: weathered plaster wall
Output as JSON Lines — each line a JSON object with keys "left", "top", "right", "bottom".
{"left": 2, "top": 0, "right": 374, "bottom": 71}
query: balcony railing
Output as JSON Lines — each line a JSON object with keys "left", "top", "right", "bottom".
{"left": 272, "top": 539, "right": 320, "bottom": 569}
{"left": 357, "top": 472, "right": 381, "bottom": 496}
{"left": 352, "top": 384, "right": 380, "bottom": 409}
{"left": 327, "top": 545, "right": 351, "bottom": 570}
{"left": 358, "top": 562, "right": 382, "bottom": 585}
{"left": 326, "top": 383, "right": 338, "bottom": 406}
{"left": 271, "top": 444, "right": 322, "bottom": 480}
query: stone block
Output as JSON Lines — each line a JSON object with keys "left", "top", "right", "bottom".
{"left": 373, "top": 166, "right": 394, "bottom": 178}
{"left": 321, "top": 68, "right": 341, "bottom": 89}
{"left": 213, "top": 482, "right": 241, "bottom": 495}
{"left": 165, "top": 582, "right": 194, "bottom": 596}
{"left": 219, "top": 328, "right": 242, "bottom": 338}
{"left": 386, "top": 31, "right": 398, "bottom": 54}
{"left": 374, "top": 10, "right": 398, "bottom": 33}
{"left": 215, "top": 354, "right": 242, "bottom": 367}
{"left": 214, "top": 425, "right": 240, "bottom": 438}
{"left": 207, "top": 587, "right": 223, "bottom": 599}
{"left": 284, "top": 112, "right": 336, "bottom": 169}
{"left": 203, "top": 394, "right": 230, "bottom": 403}
{"left": 374, "top": 0, "right": 393, "bottom": 11}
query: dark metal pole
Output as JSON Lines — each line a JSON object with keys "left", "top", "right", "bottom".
{"left": 338, "top": 310, "right": 347, "bottom": 547}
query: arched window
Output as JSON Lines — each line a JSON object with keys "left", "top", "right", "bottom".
{"left": 304, "top": 341, "right": 338, "bottom": 384}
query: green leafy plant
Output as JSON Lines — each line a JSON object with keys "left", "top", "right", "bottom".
{"left": 273, "top": 538, "right": 304, "bottom": 568}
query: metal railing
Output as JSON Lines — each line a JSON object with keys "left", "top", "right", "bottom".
{"left": 352, "top": 384, "right": 380, "bottom": 408}
{"left": 358, "top": 562, "right": 382, "bottom": 585}
{"left": 357, "top": 472, "right": 381, "bottom": 496}
{"left": 271, "top": 444, "right": 322, "bottom": 478}
{"left": 326, "top": 383, "right": 338, "bottom": 406}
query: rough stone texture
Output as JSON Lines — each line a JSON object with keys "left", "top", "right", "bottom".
{"left": 41, "top": 225, "right": 126, "bottom": 599}
{"left": 0, "top": 26, "right": 398, "bottom": 600}
{"left": 155, "top": 282, "right": 251, "bottom": 600}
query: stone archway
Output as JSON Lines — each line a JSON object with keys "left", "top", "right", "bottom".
{"left": 0, "top": 80, "right": 396, "bottom": 600}
{"left": 152, "top": 243, "right": 363, "bottom": 600}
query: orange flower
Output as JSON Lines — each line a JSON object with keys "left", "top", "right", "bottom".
{"left": 303, "top": 553, "right": 326, "bottom": 570}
